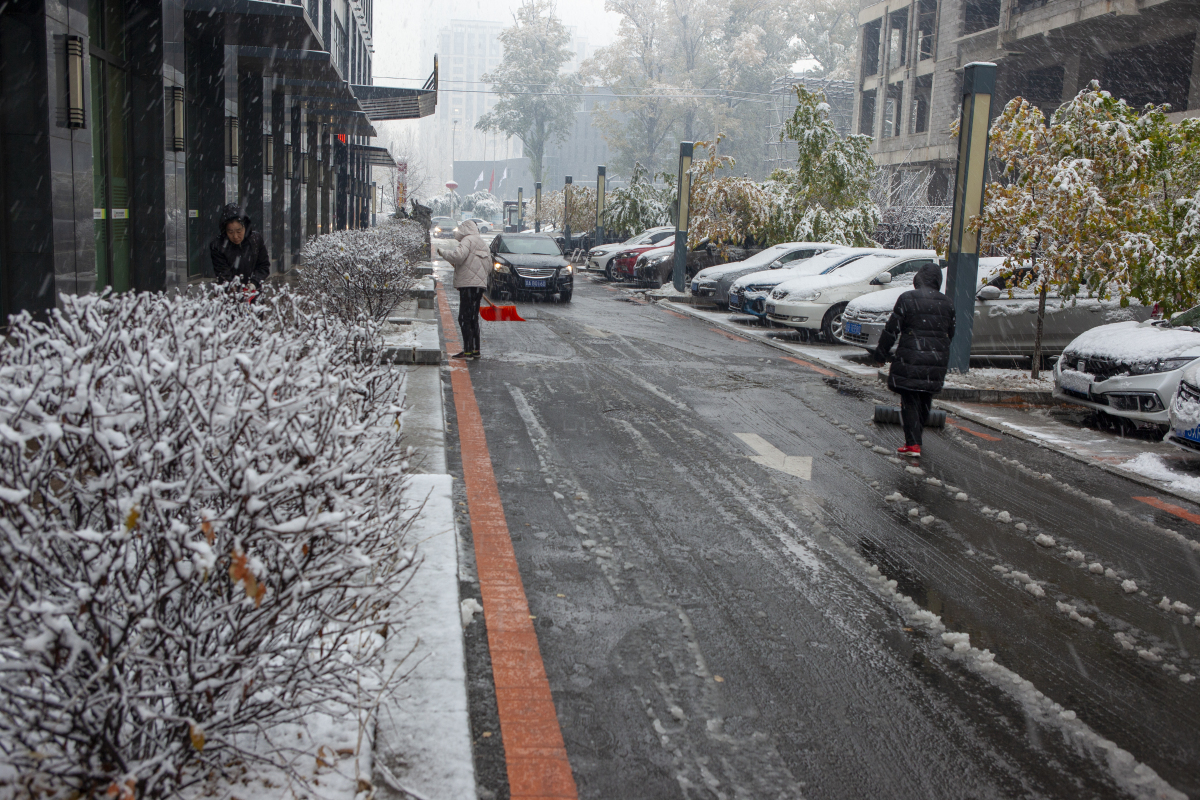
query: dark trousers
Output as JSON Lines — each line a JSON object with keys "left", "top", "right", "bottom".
{"left": 458, "top": 287, "right": 484, "bottom": 353}
{"left": 899, "top": 389, "right": 933, "bottom": 446}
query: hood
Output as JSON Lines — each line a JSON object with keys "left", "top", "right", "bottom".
{"left": 914, "top": 263, "right": 943, "bottom": 291}
{"left": 219, "top": 203, "right": 251, "bottom": 236}
{"left": 1065, "top": 320, "right": 1200, "bottom": 363}
{"left": 732, "top": 260, "right": 834, "bottom": 290}
{"left": 455, "top": 219, "right": 480, "bottom": 240}
{"left": 847, "top": 269, "right": 948, "bottom": 314}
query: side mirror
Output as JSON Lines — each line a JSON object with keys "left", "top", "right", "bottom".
{"left": 977, "top": 285, "right": 1001, "bottom": 301}
{"left": 872, "top": 272, "right": 892, "bottom": 285}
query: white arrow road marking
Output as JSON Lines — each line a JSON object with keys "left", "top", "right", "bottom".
{"left": 734, "top": 433, "right": 812, "bottom": 480}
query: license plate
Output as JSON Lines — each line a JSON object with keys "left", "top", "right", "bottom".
{"left": 525, "top": 279, "right": 546, "bottom": 288}
{"left": 691, "top": 280, "right": 699, "bottom": 292}
{"left": 845, "top": 322, "right": 861, "bottom": 335}
{"left": 766, "top": 303, "right": 776, "bottom": 314}
{"left": 1179, "top": 425, "right": 1200, "bottom": 443}
{"left": 1058, "top": 369, "right": 1093, "bottom": 394}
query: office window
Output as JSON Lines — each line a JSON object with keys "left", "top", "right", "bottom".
{"left": 88, "top": 0, "right": 133, "bottom": 290}
{"left": 910, "top": 75, "right": 932, "bottom": 134}
{"left": 963, "top": 0, "right": 1000, "bottom": 35}
{"left": 888, "top": 8, "right": 907, "bottom": 70}
{"left": 859, "top": 89, "right": 877, "bottom": 135}
{"left": 862, "top": 19, "right": 881, "bottom": 77}
{"left": 917, "top": 0, "right": 937, "bottom": 61}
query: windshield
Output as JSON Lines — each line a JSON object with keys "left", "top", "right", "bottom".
{"left": 1170, "top": 306, "right": 1200, "bottom": 328}
{"left": 818, "top": 253, "right": 871, "bottom": 274}
{"left": 432, "top": 217, "right": 453, "bottom": 227}
{"left": 833, "top": 255, "right": 911, "bottom": 281}
{"left": 736, "top": 245, "right": 801, "bottom": 269}
{"left": 498, "top": 236, "right": 562, "bottom": 256}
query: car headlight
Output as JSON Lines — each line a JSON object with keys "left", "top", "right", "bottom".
{"left": 652, "top": 255, "right": 670, "bottom": 266}
{"left": 493, "top": 261, "right": 506, "bottom": 272}
{"left": 564, "top": 264, "right": 573, "bottom": 274}
{"left": 1128, "top": 357, "right": 1196, "bottom": 375}
{"left": 789, "top": 288, "right": 822, "bottom": 301}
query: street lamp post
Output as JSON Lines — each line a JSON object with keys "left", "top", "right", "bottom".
{"left": 672, "top": 142, "right": 694, "bottom": 292}
{"left": 517, "top": 187, "right": 524, "bottom": 231}
{"left": 535, "top": 181, "right": 542, "bottom": 232}
{"left": 944, "top": 62, "right": 997, "bottom": 374}
{"left": 563, "top": 176, "right": 572, "bottom": 248}
{"left": 595, "top": 166, "right": 605, "bottom": 250}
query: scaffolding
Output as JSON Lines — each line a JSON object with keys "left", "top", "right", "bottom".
{"left": 765, "top": 75, "right": 855, "bottom": 172}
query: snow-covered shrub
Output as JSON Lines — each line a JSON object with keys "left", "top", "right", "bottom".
{"left": 0, "top": 288, "right": 412, "bottom": 796}
{"left": 297, "top": 222, "right": 422, "bottom": 323}
{"left": 426, "top": 189, "right": 461, "bottom": 218}
{"left": 462, "top": 190, "right": 503, "bottom": 221}
{"left": 602, "top": 162, "right": 674, "bottom": 236}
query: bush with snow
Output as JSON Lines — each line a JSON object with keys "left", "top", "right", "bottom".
{"left": 297, "top": 220, "right": 422, "bottom": 323}
{"left": 0, "top": 288, "right": 413, "bottom": 796}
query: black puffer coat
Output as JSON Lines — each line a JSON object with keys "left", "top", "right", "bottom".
{"left": 210, "top": 203, "right": 271, "bottom": 288}
{"left": 874, "top": 263, "right": 956, "bottom": 393}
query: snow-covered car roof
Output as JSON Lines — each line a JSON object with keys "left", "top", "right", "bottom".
{"left": 774, "top": 250, "right": 936, "bottom": 294}
{"left": 692, "top": 242, "right": 841, "bottom": 281}
{"left": 730, "top": 248, "right": 886, "bottom": 290}
{"left": 1064, "top": 319, "right": 1200, "bottom": 363}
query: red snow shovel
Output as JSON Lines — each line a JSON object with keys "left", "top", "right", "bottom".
{"left": 479, "top": 296, "right": 525, "bottom": 322}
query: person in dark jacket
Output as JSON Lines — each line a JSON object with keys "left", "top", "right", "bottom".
{"left": 210, "top": 203, "right": 271, "bottom": 293}
{"left": 872, "top": 263, "right": 956, "bottom": 457}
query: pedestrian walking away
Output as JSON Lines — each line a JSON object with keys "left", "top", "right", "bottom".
{"left": 210, "top": 203, "right": 271, "bottom": 300}
{"left": 437, "top": 219, "right": 490, "bottom": 359}
{"left": 872, "top": 263, "right": 955, "bottom": 457}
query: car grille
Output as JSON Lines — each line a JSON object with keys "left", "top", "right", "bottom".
{"left": 515, "top": 268, "right": 556, "bottom": 279}
{"left": 1061, "top": 387, "right": 1108, "bottom": 405}
{"left": 1066, "top": 356, "right": 1130, "bottom": 381}
{"left": 1179, "top": 381, "right": 1200, "bottom": 404}
{"left": 841, "top": 330, "right": 869, "bottom": 344}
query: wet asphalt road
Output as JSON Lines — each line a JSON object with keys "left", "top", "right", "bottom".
{"left": 445, "top": 272, "right": 1200, "bottom": 800}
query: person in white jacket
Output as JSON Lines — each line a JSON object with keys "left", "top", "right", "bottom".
{"left": 436, "top": 219, "right": 491, "bottom": 359}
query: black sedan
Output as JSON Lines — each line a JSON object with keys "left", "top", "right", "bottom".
{"left": 488, "top": 233, "right": 574, "bottom": 302}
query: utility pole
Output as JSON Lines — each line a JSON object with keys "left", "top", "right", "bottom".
{"left": 672, "top": 143, "right": 693, "bottom": 292}
{"left": 595, "top": 166, "right": 605, "bottom": 249}
{"left": 563, "top": 176, "right": 573, "bottom": 247}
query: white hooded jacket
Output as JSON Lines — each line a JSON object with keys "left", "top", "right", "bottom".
{"left": 439, "top": 219, "right": 490, "bottom": 289}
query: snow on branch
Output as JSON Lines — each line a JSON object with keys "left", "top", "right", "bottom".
{"left": 0, "top": 286, "right": 413, "bottom": 797}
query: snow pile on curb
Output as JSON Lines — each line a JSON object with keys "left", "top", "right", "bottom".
{"left": 1120, "top": 453, "right": 1200, "bottom": 495}
{"left": 0, "top": 288, "right": 413, "bottom": 798}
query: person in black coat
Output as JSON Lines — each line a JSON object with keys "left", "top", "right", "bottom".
{"left": 210, "top": 203, "right": 271, "bottom": 292}
{"left": 872, "top": 263, "right": 956, "bottom": 456}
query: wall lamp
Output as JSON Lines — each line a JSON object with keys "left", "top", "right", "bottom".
{"left": 66, "top": 35, "right": 86, "bottom": 129}
{"left": 285, "top": 144, "right": 294, "bottom": 179}
{"left": 300, "top": 151, "right": 309, "bottom": 184}
{"left": 226, "top": 116, "right": 239, "bottom": 166}
{"left": 264, "top": 134, "right": 274, "bottom": 174}
{"left": 170, "top": 86, "right": 185, "bottom": 151}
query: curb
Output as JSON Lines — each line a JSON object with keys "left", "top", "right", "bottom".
{"left": 659, "top": 298, "right": 1200, "bottom": 510}
{"left": 875, "top": 367, "right": 1060, "bottom": 404}
{"left": 371, "top": 284, "right": 477, "bottom": 799}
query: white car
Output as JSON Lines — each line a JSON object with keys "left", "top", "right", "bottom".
{"left": 587, "top": 227, "right": 675, "bottom": 277}
{"left": 1167, "top": 358, "right": 1200, "bottom": 452}
{"left": 765, "top": 250, "right": 938, "bottom": 341}
{"left": 1055, "top": 308, "right": 1200, "bottom": 426}
{"left": 689, "top": 242, "right": 841, "bottom": 309}
{"left": 729, "top": 248, "right": 887, "bottom": 318}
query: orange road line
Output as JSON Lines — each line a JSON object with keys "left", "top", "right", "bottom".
{"left": 709, "top": 327, "right": 750, "bottom": 343}
{"left": 1132, "top": 496, "right": 1200, "bottom": 526}
{"left": 781, "top": 355, "right": 837, "bottom": 377}
{"left": 437, "top": 285, "right": 579, "bottom": 800}
{"left": 661, "top": 308, "right": 688, "bottom": 320}
{"left": 944, "top": 417, "right": 1004, "bottom": 442}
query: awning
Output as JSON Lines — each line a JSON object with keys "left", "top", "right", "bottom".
{"left": 184, "top": 0, "right": 322, "bottom": 51}
{"left": 351, "top": 56, "right": 438, "bottom": 121}
{"left": 351, "top": 145, "right": 399, "bottom": 168}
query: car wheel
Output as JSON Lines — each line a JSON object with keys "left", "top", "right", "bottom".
{"left": 560, "top": 290, "right": 572, "bottom": 303}
{"left": 604, "top": 263, "right": 615, "bottom": 281}
{"left": 822, "top": 303, "right": 848, "bottom": 343}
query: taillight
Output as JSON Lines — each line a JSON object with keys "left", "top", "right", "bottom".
{"left": 1152, "top": 302, "right": 1163, "bottom": 319}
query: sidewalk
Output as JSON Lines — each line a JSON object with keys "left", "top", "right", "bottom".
{"left": 658, "top": 295, "right": 1200, "bottom": 507}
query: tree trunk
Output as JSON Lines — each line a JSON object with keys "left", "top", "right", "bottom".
{"left": 1032, "top": 280, "right": 1048, "bottom": 379}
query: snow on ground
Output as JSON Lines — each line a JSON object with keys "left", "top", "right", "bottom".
{"left": 1121, "top": 452, "right": 1200, "bottom": 495}
{"left": 879, "top": 363, "right": 1054, "bottom": 392}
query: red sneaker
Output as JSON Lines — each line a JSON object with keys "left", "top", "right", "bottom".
{"left": 897, "top": 445, "right": 921, "bottom": 456}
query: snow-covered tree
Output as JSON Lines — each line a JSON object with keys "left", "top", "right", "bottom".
{"left": 770, "top": 85, "right": 879, "bottom": 245}
{"left": 600, "top": 163, "right": 675, "bottom": 236}
{"left": 427, "top": 189, "right": 461, "bottom": 219}
{"left": 475, "top": 0, "right": 579, "bottom": 184}
{"left": 463, "top": 190, "right": 504, "bottom": 221}
{"left": 540, "top": 185, "right": 598, "bottom": 232}
{"left": 0, "top": 287, "right": 413, "bottom": 796}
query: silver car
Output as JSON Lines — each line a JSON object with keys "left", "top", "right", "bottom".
{"left": 839, "top": 260, "right": 1149, "bottom": 359}
{"left": 689, "top": 242, "right": 840, "bottom": 309}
